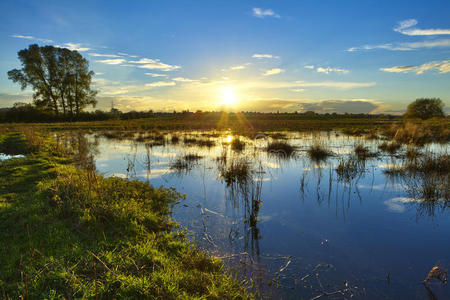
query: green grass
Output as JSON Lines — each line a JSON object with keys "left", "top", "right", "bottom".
{"left": 0, "top": 132, "right": 251, "bottom": 299}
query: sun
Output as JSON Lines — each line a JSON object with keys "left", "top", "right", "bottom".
{"left": 220, "top": 86, "right": 238, "bottom": 106}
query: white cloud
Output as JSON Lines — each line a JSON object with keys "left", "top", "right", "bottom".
{"left": 57, "top": 42, "right": 91, "bottom": 51}
{"left": 243, "top": 80, "right": 375, "bottom": 90}
{"left": 252, "top": 53, "right": 280, "bottom": 59}
{"left": 145, "top": 73, "right": 168, "bottom": 77}
{"left": 172, "top": 77, "right": 196, "bottom": 82}
{"left": 145, "top": 81, "right": 176, "bottom": 87}
{"left": 394, "top": 19, "right": 450, "bottom": 36}
{"left": 252, "top": 8, "right": 280, "bottom": 18}
{"left": 291, "top": 88, "right": 305, "bottom": 92}
{"left": 222, "top": 63, "right": 250, "bottom": 71}
{"left": 11, "top": 34, "right": 54, "bottom": 43}
{"left": 316, "top": 67, "right": 349, "bottom": 74}
{"left": 346, "top": 38, "right": 450, "bottom": 52}
{"left": 304, "top": 65, "right": 315, "bottom": 69}
{"left": 380, "top": 60, "right": 450, "bottom": 74}
{"left": 88, "top": 53, "right": 121, "bottom": 58}
{"left": 95, "top": 58, "right": 127, "bottom": 65}
{"left": 129, "top": 58, "right": 180, "bottom": 71}
{"left": 263, "top": 68, "right": 284, "bottom": 76}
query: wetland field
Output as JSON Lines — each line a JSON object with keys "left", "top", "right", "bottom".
{"left": 0, "top": 120, "right": 449, "bottom": 299}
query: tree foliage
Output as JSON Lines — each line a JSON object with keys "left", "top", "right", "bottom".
{"left": 7, "top": 44, "right": 97, "bottom": 116}
{"left": 404, "top": 98, "right": 445, "bottom": 120}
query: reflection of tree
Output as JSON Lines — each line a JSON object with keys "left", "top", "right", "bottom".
{"left": 56, "top": 132, "right": 99, "bottom": 171}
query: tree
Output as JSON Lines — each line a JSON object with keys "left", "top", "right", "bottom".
{"left": 404, "top": 98, "right": 445, "bottom": 120}
{"left": 7, "top": 44, "right": 97, "bottom": 116}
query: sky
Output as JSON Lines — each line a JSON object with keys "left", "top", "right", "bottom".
{"left": 0, "top": 0, "right": 449, "bottom": 114}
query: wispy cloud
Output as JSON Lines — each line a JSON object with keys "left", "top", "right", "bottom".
{"left": 145, "top": 81, "right": 176, "bottom": 87}
{"left": 252, "top": 8, "right": 280, "bottom": 19}
{"left": 172, "top": 77, "right": 196, "bottom": 82}
{"left": 56, "top": 42, "right": 91, "bottom": 51}
{"left": 88, "top": 53, "right": 121, "bottom": 58}
{"left": 96, "top": 58, "right": 127, "bottom": 65}
{"left": 222, "top": 63, "right": 250, "bottom": 71}
{"left": 252, "top": 53, "right": 280, "bottom": 59}
{"left": 291, "top": 89, "right": 305, "bottom": 92}
{"left": 304, "top": 65, "right": 315, "bottom": 69}
{"left": 130, "top": 58, "right": 181, "bottom": 71}
{"left": 145, "top": 73, "right": 168, "bottom": 77}
{"left": 316, "top": 67, "right": 349, "bottom": 74}
{"left": 346, "top": 38, "right": 450, "bottom": 52}
{"left": 394, "top": 19, "right": 450, "bottom": 36}
{"left": 11, "top": 34, "right": 54, "bottom": 43}
{"left": 263, "top": 68, "right": 284, "bottom": 76}
{"left": 244, "top": 80, "right": 375, "bottom": 90}
{"left": 380, "top": 60, "right": 450, "bottom": 74}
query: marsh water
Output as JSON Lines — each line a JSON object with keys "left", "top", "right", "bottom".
{"left": 79, "top": 131, "right": 448, "bottom": 299}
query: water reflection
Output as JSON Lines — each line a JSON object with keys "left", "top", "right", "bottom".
{"left": 77, "top": 130, "right": 449, "bottom": 299}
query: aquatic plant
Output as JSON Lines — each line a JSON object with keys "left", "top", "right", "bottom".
{"left": 267, "top": 141, "right": 295, "bottom": 157}
{"left": 307, "top": 144, "right": 332, "bottom": 161}
{"left": 231, "top": 138, "right": 246, "bottom": 151}
{"left": 378, "top": 141, "right": 401, "bottom": 154}
{"left": 354, "top": 144, "right": 377, "bottom": 160}
{"left": 219, "top": 157, "right": 253, "bottom": 185}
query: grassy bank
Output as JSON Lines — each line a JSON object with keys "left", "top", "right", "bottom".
{"left": 0, "top": 132, "right": 251, "bottom": 299}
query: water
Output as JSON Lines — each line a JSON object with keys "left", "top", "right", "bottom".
{"left": 87, "top": 131, "right": 449, "bottom": 299}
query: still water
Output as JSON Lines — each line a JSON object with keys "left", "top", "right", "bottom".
{"left": 88, "top": 131, "right": 449, "bottom": 299}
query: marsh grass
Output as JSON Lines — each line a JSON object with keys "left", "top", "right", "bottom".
{"left": 384, "top": 121, "right": 450, "bottom": 145}
{"left": 266, "top": 141, "right": 295, "bottom": 157}
{"left": 378, "top": 141, "right": 401, "bottom": 154}
{"left": 170, "top": 154, "right": 203, "bottom": 172}
{"left": 183, "top": 137, "right": 216, "bottom": 148}
{"left": 354, "top": 144, "right": 378, "bottom": 160}
{"left": 307, "top": 144, "right": 332, "bottom": 161}
{"left": 219, "top": 157, "right": 253, "bottom": 186}
{"left": 231, "top": 138, "right": 246, "bottom": 151}
{"left": 336, "top": 156, "right": 365, "bottom": 182}
{"left": 384, "top": 152, "right": 449, "bottom": 203}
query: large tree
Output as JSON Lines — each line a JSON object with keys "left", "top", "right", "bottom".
{"left": 8, "top": 44, "right": 97, "bottom": 116}
{"left": 404, "top": 98, "right": 445, "bottom": 120}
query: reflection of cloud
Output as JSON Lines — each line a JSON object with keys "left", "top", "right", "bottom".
{"left": 384, "top": 197, "right": 425, "bottom": 213}
{"left": 394, "top": 19, "right": 450, "bottom": 36}
{"left": 137, "top": 168, "right": 174, "bottom": 179}
{"left": 252, "top": 8, "right": 280, "bottom": 18}
{"left": 380, "top": 60, "right": 450, "bottom": 74}
{"left": 264, "top": 162, "right": 280, "bottom": 169}
{"left": 110, "top": 173, "right": 127, "bottom": 178}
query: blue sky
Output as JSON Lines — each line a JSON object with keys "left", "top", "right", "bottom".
{"left": 1, "top": 0, "right": 449, "bottom": 113}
